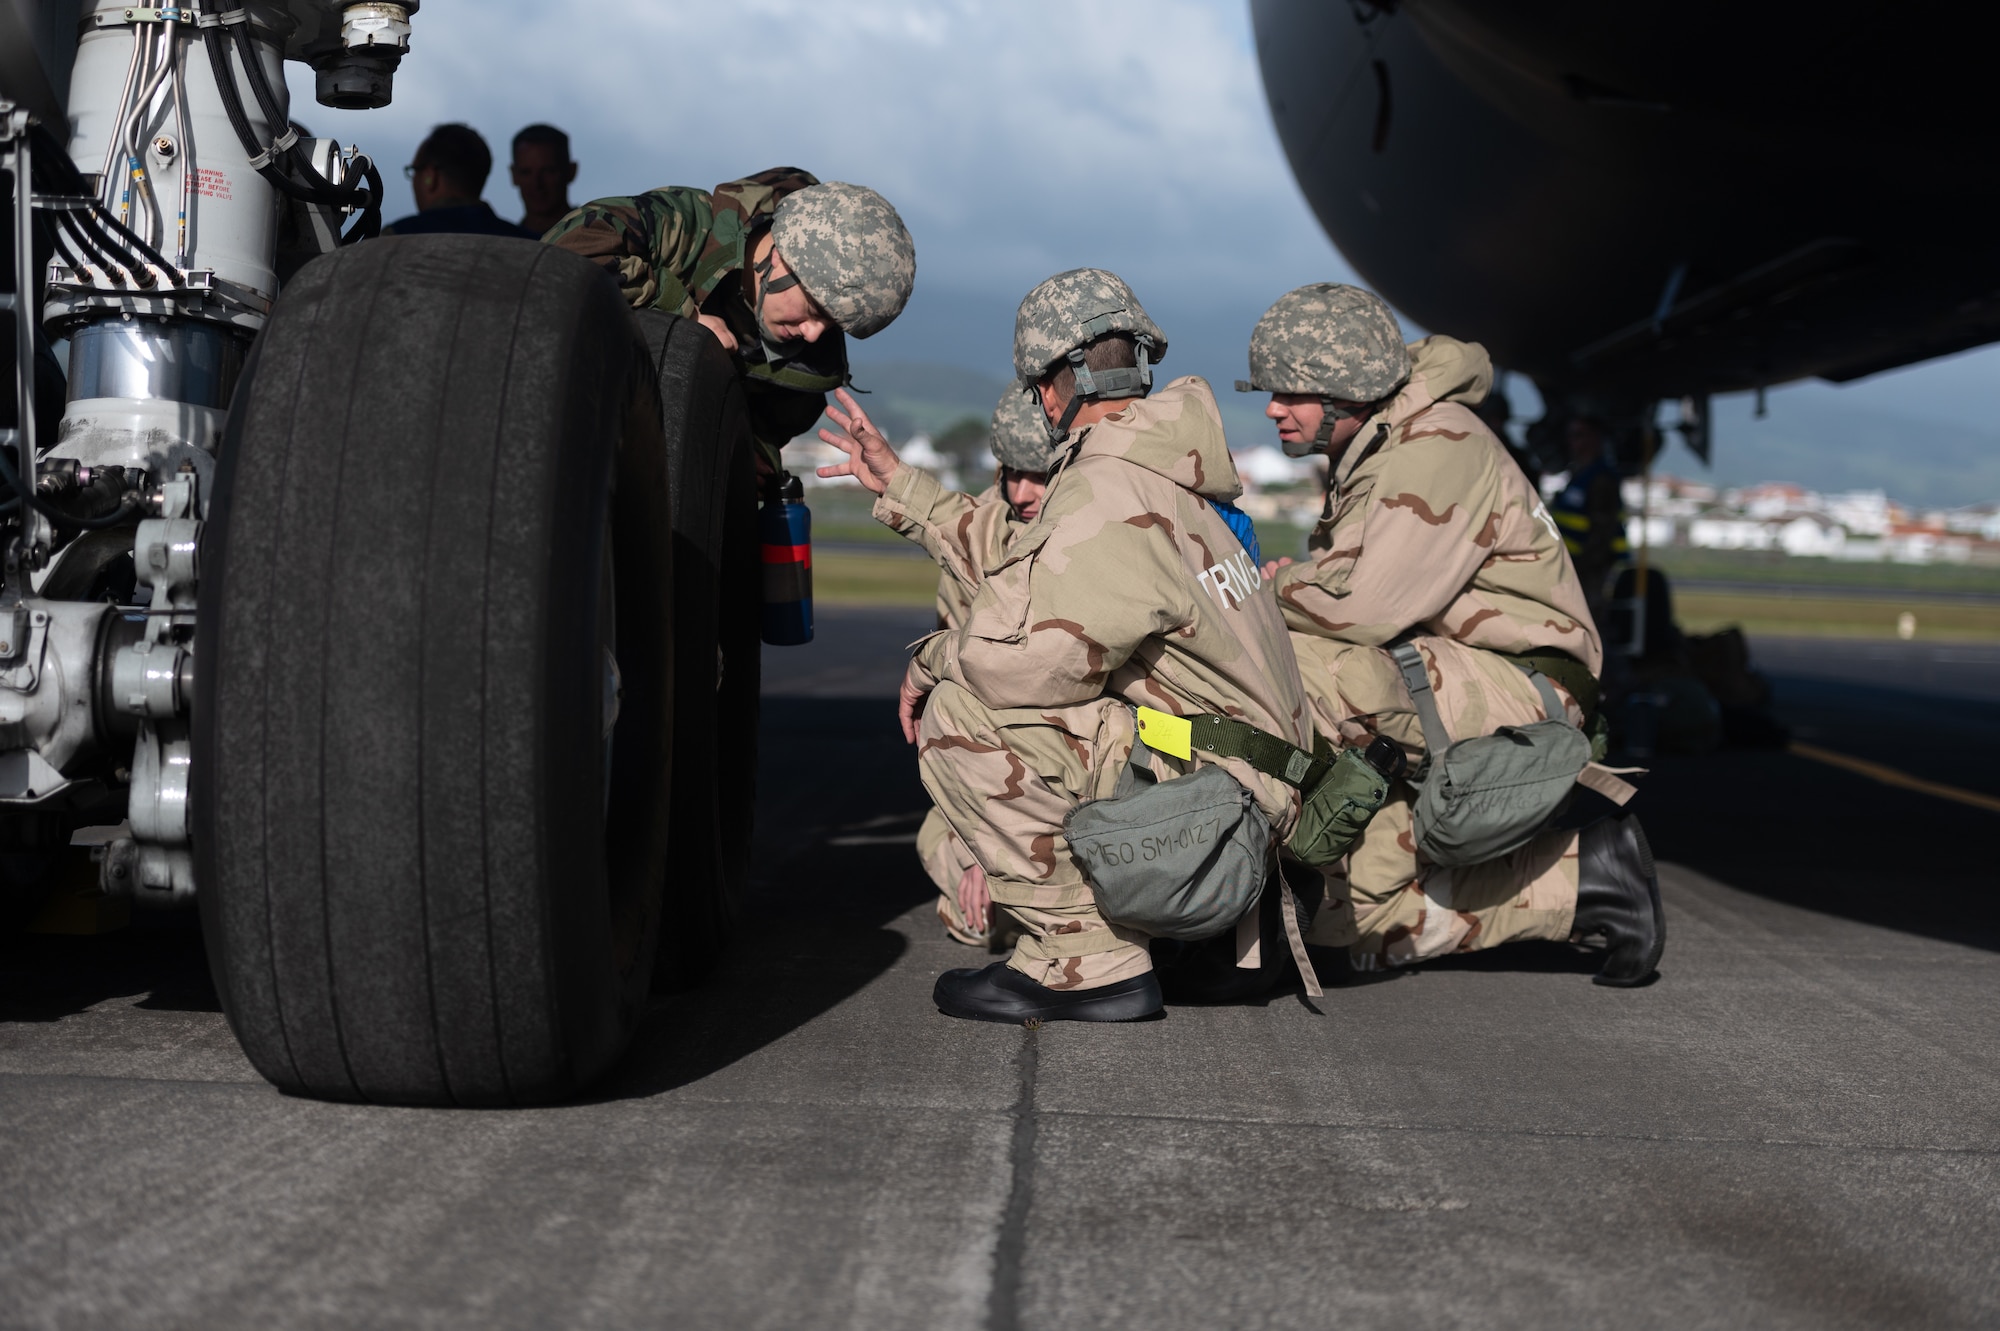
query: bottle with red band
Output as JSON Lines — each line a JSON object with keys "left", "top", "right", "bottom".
{"left": 759, "top": 472, "right": 814, "bottom": 645}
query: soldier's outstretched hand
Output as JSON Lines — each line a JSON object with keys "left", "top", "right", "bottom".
{"left": 1263, "top": 556, "right": 1294, "bottom": 581}
{"left": 817, "top": 387, "right": 901, "bottom": 496}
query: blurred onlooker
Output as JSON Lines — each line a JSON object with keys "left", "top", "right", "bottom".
{"left": 1471, "top": 385, "right": 1541, "bottom": 493}
{"left": 510, "top": 124, "right": 578, "bottom": 237}
{"left": 1549, "top": 414, "right": 1629, "bottom": 608}
{"left": 382, "top": 124, "right": 536, "bottom": 238}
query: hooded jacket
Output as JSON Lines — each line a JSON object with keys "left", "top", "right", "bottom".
{"left": 874, "top": 474, "right": 1022, "bottom": 629}
{"left": 911, "top": 376, "right": 1311, "bottom": 828}
{"left": 1271, "top": 336, "right": 1603, "bottom": 673}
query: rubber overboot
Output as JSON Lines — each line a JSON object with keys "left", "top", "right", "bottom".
{"left": 933, "top": 962, "right": 1163, "bottom": 1024}
{"left": 1574, "top": 812, "right": 1665, "bottom": 987}
{"left": 1157, "top": 880, "right": 1289, "bottom": 1004}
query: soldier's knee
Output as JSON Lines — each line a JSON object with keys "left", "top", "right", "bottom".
{"left": 917, "top": 679, "right": 989, "bottom": 747}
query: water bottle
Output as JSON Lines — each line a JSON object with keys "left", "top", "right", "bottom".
{"left": 760, "top": 472, "right": 813, "bottom": 646}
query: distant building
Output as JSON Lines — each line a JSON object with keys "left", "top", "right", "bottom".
{"left": 1231, "top": 446, "right": 1327, "bottom": 527}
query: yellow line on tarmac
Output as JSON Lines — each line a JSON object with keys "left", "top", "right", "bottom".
{"left": 1789, "top": 742, "right": 2000, "bottom": 815}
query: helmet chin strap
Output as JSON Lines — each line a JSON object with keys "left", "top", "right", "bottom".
{"left": 1282, "top": 396, "right": 1365, "bottom": 459}
{"left": 1040, "top": 335, "right": 1157, "bottom": 444}
{"left": 752, "top": 244, "right": 806, "bottom": 355}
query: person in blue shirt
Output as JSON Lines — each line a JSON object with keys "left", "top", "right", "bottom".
{"left": 382, "top": 124, "right": 537, "bottom": 239}
{"left": 1548, "top": 414, "right": 1630, "bottom": 613}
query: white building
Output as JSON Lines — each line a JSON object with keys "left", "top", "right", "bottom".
{"left": 1821, "top": 490, "right": 1891, "bottom": 537}
{"left": 1776, "top": 515, "right": 1847, "bottom": 557}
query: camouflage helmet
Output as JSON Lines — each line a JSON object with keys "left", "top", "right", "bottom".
{"left": 990, "top": 382, "right": 1057, "bottom": 473}
{"left": 769, "top": 182, "right": 916, "bottom": 339}
{"left": 1011, "top": 268, "right": 1167, "bottom": 388}
{"left": 1235, "top": 283, "right": 1408, "bottom": 402}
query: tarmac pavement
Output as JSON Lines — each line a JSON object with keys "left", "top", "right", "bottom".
{"left": 2, "top": 610, "right": 1997, "bottom": 1329}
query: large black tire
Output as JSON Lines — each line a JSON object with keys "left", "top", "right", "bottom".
{"left": 637, "top": 310, "right": 761, "bottom": 989}
{"left": 194, "top": 234, "right": 674, "bottom": 1106}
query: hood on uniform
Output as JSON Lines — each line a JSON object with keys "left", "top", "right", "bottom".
{"left": 991, "top": 383, "right": 1057, "bottom": 473}
{"left": 768, "top": 182, "right": 916, "bottom": 339}
{"left": 1012, "top": 268, "right": 1169, "bottom": 443}
{"left": 1396, "top": 334, "right": 1492, "bottom": 412}
{"left": 1072, "top": 375, "right": 1242, "bottom": 503}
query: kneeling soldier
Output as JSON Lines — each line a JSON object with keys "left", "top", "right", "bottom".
{"left": 874, "top": 386, "right": 1056, "bottom": 948}
{"left": 821, "top": 270, "right": 1311, "bottom": 1022}
{"left": 1242, "top": 285, "right": 1665, "bottom": 985}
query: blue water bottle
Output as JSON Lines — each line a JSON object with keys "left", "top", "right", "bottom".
{"left": 760, "top": 472, "right": 814, "bottom": 645}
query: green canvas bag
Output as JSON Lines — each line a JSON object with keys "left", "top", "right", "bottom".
{"left": 1064, "top": 749, "right": 1273, "bottom": 941}
{"left": 1388, "top": 642, "right": 1592, "bottom": 867}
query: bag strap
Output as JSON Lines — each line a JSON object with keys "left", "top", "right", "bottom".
{"left": 1388, "top": 641, "right": 1452, "bottom": 780}
{"left": 1186, "top": 714, "right": 1326, "bottom": 791}
{"left": 1500, "top": 648, "right": 1600, "bottom": 722}
{"left": 1578, "top": 762, "right": 1641, "bottom": 805}
{"left": 1235, "top": 877, "right": 1325, "bottom": 1002}
{"left": 1277, "top": 882, "right": 1323, "bottom": 999}
{"left": 1515, "top": 663, "right": 1567, "bottom": 722}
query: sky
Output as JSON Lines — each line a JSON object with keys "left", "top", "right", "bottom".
{"left": 286, "top": 0, "right": 2000, "bottom": 501}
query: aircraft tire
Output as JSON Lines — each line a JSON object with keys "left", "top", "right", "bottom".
{"left": 635, "top": 309, "right": 759, "bottom": 991}
{"left": 194, "top": 234, "right": 673, "bottom": 1106}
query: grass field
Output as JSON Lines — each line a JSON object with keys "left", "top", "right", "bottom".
{"left": 1675, "top": 589, "right": 2000, "bottom": 641}
{"left": 1645, "top": 547, "right": 2000, "bottom": 595}
{"left": 816, "top": 549, "right": 2000, "bottom": 641}
{"left": 815, "top": 548, "right": 940, "bottom": 607}
{"left": 799, "top": 481, "right": 2000, "bottom": 639}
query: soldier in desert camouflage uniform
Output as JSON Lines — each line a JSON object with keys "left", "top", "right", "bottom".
{"left": 1240, "top": 284, "right": 1665, "bottom": 986}
{"left": 544, "top": 169, "right": 916, "bottom": 466}
{"left": 867, "top": 386, "right": 1057, "bottom": 948}
{"left": 818, "top": 270, "right": 1312, "bottom": 1022}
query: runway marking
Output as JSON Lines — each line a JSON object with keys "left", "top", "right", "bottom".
{"left": 1789, "top": 741, "right": 2000, "bottom": 815}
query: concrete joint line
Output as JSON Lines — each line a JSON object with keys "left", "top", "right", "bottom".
{"left": 987, "top": 1028, "right": 1039, "bottom": 1331}
{"left": 1029, "top": 1105, "right": 2000, "bottom": 1157}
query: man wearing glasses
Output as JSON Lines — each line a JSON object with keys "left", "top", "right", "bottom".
{"left": 383, "top": 123, "right": 536, "bottom": 239}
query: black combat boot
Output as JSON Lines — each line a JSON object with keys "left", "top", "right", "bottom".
{"left": 1574, "top": 812, "right": 1665, "bottom": 986}
{"left": 933, "top": 962, "right": 1163, "bottom": 1024}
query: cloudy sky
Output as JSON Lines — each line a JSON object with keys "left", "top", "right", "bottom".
{"left": 288, "top": 0, "right": 1999, "bottom": 496}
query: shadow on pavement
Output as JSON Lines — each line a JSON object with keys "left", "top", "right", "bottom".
{"left": 0, "top": 915, "right": 221, "bottom": 1023}
{"left": 1635, "top": 671, "right": 2000, "bottom": 954}
{"left": 1, "top": 695, "right": 937, "bottom": 1103}
{"left": 594, "top": 695, "right": 936, "bottom": 1098}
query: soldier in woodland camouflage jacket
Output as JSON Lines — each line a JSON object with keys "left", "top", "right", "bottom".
{"left": 544, "top": 168, "right": 915, "bottom": 465}
{"left": 1241, "top": 284, "right": 1663, "bottom": 986}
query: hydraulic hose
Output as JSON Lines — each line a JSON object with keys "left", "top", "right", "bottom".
{"left": 198, "top": 21, "right": 383, "bottom": 246}
{"left": 0, "top": 440, "right": 144, "bottom": 530}
{"left": 223, "top": 22, "right": 370, "bottom": 206}
{"left": 30, "top": 124, "right": 174, "bottom": 285}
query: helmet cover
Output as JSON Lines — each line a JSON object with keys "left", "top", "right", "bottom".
{"left": 770, "top": 181, "right": 916, "bottom": 339}
{"left": 1234, "top": 283, "right": 1408, "bottom": 402}
{"left": 1011, "top": 268, "right": 1167, "bottom": 383}
{"left": 990, "top": 382, "right": 1058, "bottom": 473}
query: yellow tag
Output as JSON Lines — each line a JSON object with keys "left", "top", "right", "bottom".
{"left": 1135, "top": 706, "right": 1192, "bottom": 760}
